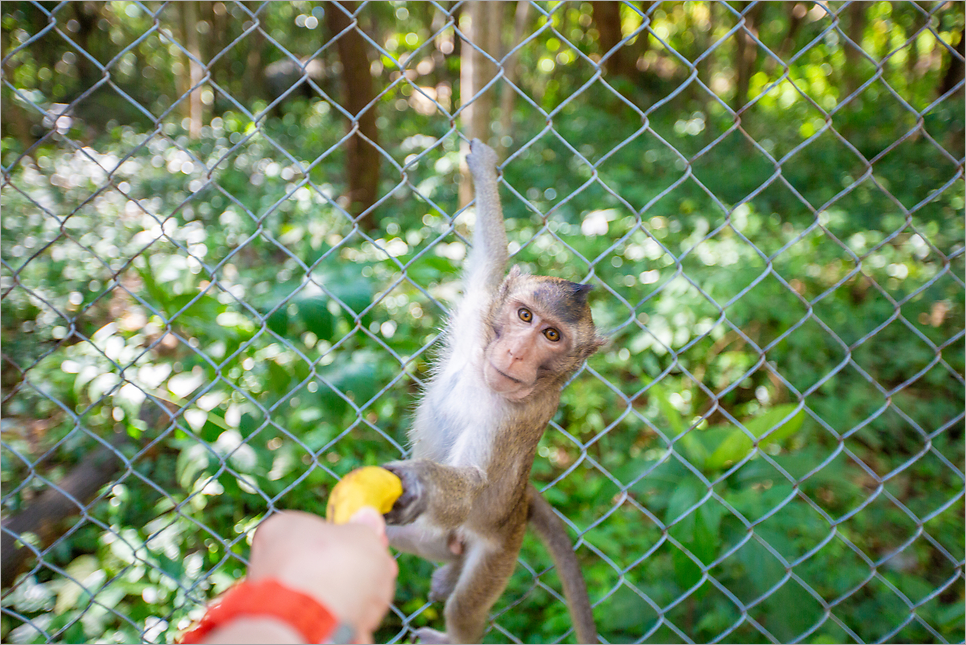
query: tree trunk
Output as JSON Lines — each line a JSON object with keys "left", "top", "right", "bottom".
{"left": 498, "top": 0, "right": 531, "bottom": 158}
{"left": 205, "top": 1, "right": 226, "bottom": 99}
{"left": 844, "top": 1, "right": 867, "bottom": 96}
{"left": 734, "top": 1, "right": 764, "bottom": 115}
{"left": 244, "top": 1, "right": 267, "bottom": 106}
{"left": 939, "top": 28, "right": 965, "bottom": 97}
{"left": 902, "top": 6, "right": 921, "bottom": 90}
{"left": 208, "top": 2, "right": 226, "bottom": 63}
{"left": 459, "top": 1, "right": 502, "bottom": 206}
{"left": 450, "top": 2, "right": 463, "bottom": 66}
{"left": 71, "top": 2, "right": 101, "bottom": 89}
{"left": 593, "top": 1, "right": 634, "bottom": 79}
{"left": 638, "top": 1, "right": 652, "bottom": 65}
{"left": 0, "top": 29, "right": 35, "bottom": 153}
{"left": 179, "top": 1, "right": 204, "bottom": 138}
{"left": 769, "top": 2, "right": 806, "bottom": 72}
{"left": 1, "top": 401, "right": 177, "bottom": 589}
{"left": 689, "top": 2, "right": 708, "bottom": 106}
{"left": 325, "top": 1, "right": 381, "bottom": 230}
{"left": 1, "top": 434, "right": 128, "bottom": 588}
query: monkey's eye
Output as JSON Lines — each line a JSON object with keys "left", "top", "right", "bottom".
{"left": 518, "top": 308, "right": 533, "bottom": 323}
{"left": 543, "top": 328, "right": 561, "bottom": 342}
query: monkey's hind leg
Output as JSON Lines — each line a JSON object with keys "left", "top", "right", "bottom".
{"left": 421, "top": 536, "right": 521, "bottom": 644}
{"left": 430, "top": 558, "right": 463, "bottom": 603}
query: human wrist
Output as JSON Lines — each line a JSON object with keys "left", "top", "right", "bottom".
{"left": 202, "top": 617, "right": 304, "bottom": 644}
{"left": 180, "top": 579, "right": 352, "bottom": 644}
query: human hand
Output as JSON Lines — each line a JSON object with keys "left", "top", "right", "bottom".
{"left": 246, "top": 508, "right": 398, "bottom": 643}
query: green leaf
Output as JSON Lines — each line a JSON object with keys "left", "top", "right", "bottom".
{"left": 317, "top": 378, "right": 350, "bottom": 418}
{"left": 604, "top": 586, "right": 655, "bottom": 632}
{"left": 664, "top": 479, "right": 702, "bottom": 529}
{"left": 198, "top": 417, "right": 223, "bottom": 443}
{"left": 649, "top": 381, "right": 683, "bottom": 436}
{"left": 318, "top": 267, "right": 373, "bottom": 320}
{"left": 315, "top": 351, "right": 387, "bottom": 417}
{"left": 295, "top": 296, "right": 334, "bottom": 341}
{"left": 737, "top": 537, "right": 784, "bottom": 595}
{"left": 136, "top": 264, "right": 173, "bottom": 315}
{"left": 267, "top": 360, "right": 292, "bottom": 395}
{"left": 649, "top": 382, "right": 707, "bottom": 468}
{"left": 671, "top": 546, "right": 702, "bottom": 592}
{"left": 667, "top": 491, "right": 722, "bottom": 565}
{"left": 405, "top": 255, "right": 457, "bottom": 284}
{"left": 176, "top": 443, "right": 211, "bottom": 489}
{"left": 705, "top": 404, "right": 805, "bottom": 471}
{"left": 266, "top": 308, "right": 288, "bottom": 337}
{"left": 691, "top": 503, "right": 723, "bottom": 565}
{"left": 666, "top": 481, "right": 722, "bottom": 593}
{"left": 55, "top": 555, "right": 102, "bottom": 614}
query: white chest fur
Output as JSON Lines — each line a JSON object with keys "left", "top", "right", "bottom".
{"left": 413, "top": 348, "right": 503, "bottom": 470}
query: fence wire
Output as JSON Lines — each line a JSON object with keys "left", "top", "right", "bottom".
{"left": 1, "top": 1, "right": 964, "bottom": 644}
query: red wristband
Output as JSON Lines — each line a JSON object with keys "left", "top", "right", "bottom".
{"left": 180, "top": 579, "right": 350, "bottom": 644}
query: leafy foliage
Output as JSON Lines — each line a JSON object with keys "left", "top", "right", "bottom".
{"left": 2, "top": 2, "right": 964, "bottom": 644}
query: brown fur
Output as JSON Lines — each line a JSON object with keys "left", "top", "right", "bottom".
{"left": 384, "top": 140, "right": 602, "bottom": 644}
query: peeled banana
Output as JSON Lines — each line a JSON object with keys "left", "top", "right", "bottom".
{"left": 325, "top": 466, "right": 403, "bottom": 524}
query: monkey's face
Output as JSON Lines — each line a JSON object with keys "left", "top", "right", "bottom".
{"left": 483, "top": 270, "right": 603, "bottom": 401}
{"left": 483, "top": 294, "right": 595, "bottom": 401}
{"left": 483, "top": 301, "right": 570, "bottom": 400}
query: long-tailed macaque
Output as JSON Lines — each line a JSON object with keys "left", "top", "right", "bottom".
{"left": 384, "top": 140, "right": 603, "bottom": 644}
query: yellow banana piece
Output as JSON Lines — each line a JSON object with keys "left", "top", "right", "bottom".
{"left": 325, "top": 466, "right": 403, "bottom": 524}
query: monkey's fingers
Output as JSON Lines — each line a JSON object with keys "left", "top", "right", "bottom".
{"left": 466, "top": 138, "right": 498, "bottom": 176}
{"left": 326, "top": 466, "right": 403, "bottom": 525}
{"left": 382, "top": 462, "right": 429, "bottom": 525}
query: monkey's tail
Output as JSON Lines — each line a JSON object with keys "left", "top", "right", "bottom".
{"left": 527, "top": 485, "right": 598, "bottom": 644}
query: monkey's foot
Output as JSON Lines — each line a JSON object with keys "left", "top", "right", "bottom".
{"left": 415, "top": 627, "right": 451, "bottom": 644}
{"left": 429, "top": 563, "right": 458, "bottom": 603}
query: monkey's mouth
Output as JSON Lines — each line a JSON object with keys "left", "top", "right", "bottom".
{"left": 491, "top": 364, "right": 523, "bottom": 384}
{"left": 484, "top": 361, "right": 536, "bottom": 401}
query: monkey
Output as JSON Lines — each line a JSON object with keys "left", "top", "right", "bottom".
{"left": 383, "top": 139, "right": 604, "bottom": 644}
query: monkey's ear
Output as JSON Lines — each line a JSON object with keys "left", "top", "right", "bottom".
{"left": 571, "top": 282, "right": 594, "bottom": 304}
{"left": 583, "top": 335, "right": 608, "bottom": 360}
{"left": 500, "top": 265, "right": 524, "bottom": 298}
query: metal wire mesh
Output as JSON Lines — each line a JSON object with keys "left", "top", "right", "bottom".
{"left": 1, "top": 1, "right": 964, "bottom": 643}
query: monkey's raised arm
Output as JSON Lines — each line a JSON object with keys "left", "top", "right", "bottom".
{"left": 464, "top": 139, "right": 509, "bottom": 295}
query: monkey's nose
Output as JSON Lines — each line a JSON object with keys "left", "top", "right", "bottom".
{"left": 506, "top": 346, "right": 526, "bottom": 362}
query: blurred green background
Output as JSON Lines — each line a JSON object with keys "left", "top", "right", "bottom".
{"left": 1, "top": 2, "right": 963, "bottom": 643}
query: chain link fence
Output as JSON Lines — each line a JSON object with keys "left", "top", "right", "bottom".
{"left": 2, "top": 1, "right": 964, "bottom": 643}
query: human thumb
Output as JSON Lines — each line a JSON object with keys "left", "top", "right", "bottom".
{"left": 348, "top": 506, "right": 388, "bottom": 545}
